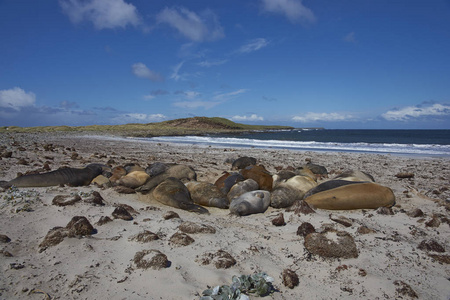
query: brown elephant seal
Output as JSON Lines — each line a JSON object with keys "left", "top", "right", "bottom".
{"left": 185, "top": 181, "right": 229, "bottom": 209}
{"left": 271, "top": 175, "right": 317, "bottom": 208}
{"left": 272, "top": 170, "right": 296, "bottom": 188}
{"left": 229, "top": 190, "right": 271, "bottom": 216}
{"left": 304, "top": 182, "right": 395, "bottom": 210}
{"left": 137, "top": 164, "right": 197, "bottom": 193}
{"left": 227, "top": 178, "right": 259, "bottom": 201}
{"left": 109, "top": 166, "right": 127, "bottom": 183}
{"left": 0, "top": 164, "right": 108, "bottom": 188}
{"left": 139, "top": 177, "right": 209, "bottom": 214}
{"left": 118, "top": 171, "right": 150, "bottom": 189}
{"left": 303, "top": 180, "right": 363, "bottom": 199}
{"left": 214, "top": 172, "right": 245, "bottom": 194}
{"left": 231, "top": 157, "right": 257, "bottom": 170}
{"left": 240, "top": 165, "right": 273, "bottom": 191}
{"left": 334, "top": 170, "right": 375, "bottom": 182}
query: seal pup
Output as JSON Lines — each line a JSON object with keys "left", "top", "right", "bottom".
{"left": 139, "top": 177, "right": 209, "bottom": 214}
{"left": 0, "top": 164, "right": 107, "bottom": 188}
{"left": 229, "top": 190, "right": 271, "bottom": 216}
{"left": 137, "top": 164, "right": 197, "bottom": 193}
{"left": 304, "top": 182, "right": 395, "bottom": 210}
{"left": 185, "top": 181, "right": 229, "bottom": 209}
{"left": 271, "top": 175, "right": 317, "bottom": 208}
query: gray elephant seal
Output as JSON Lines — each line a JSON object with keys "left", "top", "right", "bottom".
{"left": 139, "top": 177, "right": 209, "bottom": 214}
{"left": 231, "top": 157, "right": 257, "bottom": 170}
{"left": 185, "top": 181, "right": 229, "bottom": 209}
{"left": 304, "top": 182, "right": 395, "bottom": 210}
{"left": 229, "top": 190, "right": 271, "bottom": 216}
{"left": 270, "top": 175, "right": 317, "bottom": 208}
{"left": 334, "top": 170, "right": 375, "bottom": 182}
{"left": 227, "top": 178, "right": 259, "bottom": 202}
{"left": 303, "top": 180, "right": 363, "bottom": 199}
{"left": 137, "top": 164, "right": 197, "bottom": 193}
{"left": 0, "top": 164, "right": 107, "bottom": 188}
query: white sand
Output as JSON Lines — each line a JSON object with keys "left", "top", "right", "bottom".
{"left": 0, "top": 132, "right": 449, "bottom": 299}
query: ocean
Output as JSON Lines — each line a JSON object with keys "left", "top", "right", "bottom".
{"left": 143, "top": 129, "right": 450, "bottom": 157}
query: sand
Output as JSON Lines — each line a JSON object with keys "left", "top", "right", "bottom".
{"left": 0, "top": 132, "right": 449, "bottom": 300}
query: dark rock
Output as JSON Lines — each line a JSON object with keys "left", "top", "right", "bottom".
{"left": 178, "top": 221, "right": 216, "bottom": 234}
{"left": 271, "top": 213, "right": 286, "bottom": 226}
{"left": 96, "top": 216, "right": 113, "bottom": 226}
{"left": 197, "top": 250, "right": 236, "bottom": 269}
{"left": 163, "top": 211, "right": 180, "bottom": 220}
{"left": 286, "top": 200, "right": 315, "bottom": 215}
{"left": 376, "top": 207, "right": 394, "bottom": 215}
{"left": 282, "top": 269, "right": 299, "bottom": 289}
{"left": 169, "top": 232, "right": 195, "bottom": 247}
{"left": 304, "top": 231, "right": 358, "bottom": 258}
{"left": 395, "top": 172, "right": 415, "bottom": 179}
{"left": 357, "top": 226, "right": 377, "bottom": 234}
{"left": 418, "top": 239, "right": 445, "bottom": 253}
{"left": 84, "top": 191, "right": 105, "bottom": 206}
{"left": 428, "top": 254, "right": 450, "bottom": 264}
{"left": 0, "top": 234, "right": 11, "bottom": 243}
{"left": 406, "top": 208, "right": 424, "bottom": 218}
{"left": 1, "top": 250, "right": 13, "bottom": 257}
{"left": 133, "top": 249, "right": 170, "bottom": 270}
{"left": 425, "top": 215, "right": 441, "bottom": 228}
{"left": 112, "top": 206, "right": 133, "bottom": 221}
{"left": 296, "top": 222, "right": 316, "bottom": 237}
{"left": 52, "top": 194, "right": 82, "bottom": 206}
{"left": 39, "top": 227, "right": 67, "bottom": 252}
{"left": 129, "top": 230, "right": 159, "bottom": 243}
{"left": 394, "top": 280, "right": 418, "bottom": 298}
{"left": 66, "top": 216, "right": 95, "bottom": 237}
{"left": 329, "top": 214, "right": 353, "bottom": 227}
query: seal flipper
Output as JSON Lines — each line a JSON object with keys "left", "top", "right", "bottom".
{"left": 182, "top": 203, "right": 210, "bottom": 214}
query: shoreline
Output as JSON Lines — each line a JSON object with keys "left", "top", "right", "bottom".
{"left": 0, "top": 132, "right": 449, "bottom": 299}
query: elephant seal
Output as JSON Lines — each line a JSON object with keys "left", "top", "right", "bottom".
{"left": 231, "top": 157, "right": 257, "bottom": 170}
{"left": 214, "top": 172, "right": 245, "bottom": 195}
{"left": 137, "top": 164, "right": 197, "bottom": 193}
{"left": 139, "top": 177, "right": 209, "bottom": 214}
{"left": 185, "top": 181, "right": 229, "bottom": 208}
{"left": 334, "top": 170, "right": 375, "bottom": 182}
{"left": 303, "top": 180, "right": 363, "bottom": 199}
{"left": 271, "top": 175, "right": 317, "bottom": 208}
{"left": 229, "top": 190, "right": 271, "bottom": 216}
{"left": 109, "top": 166, "right": 127, "bottom": 183}
{"left": 123, "top": 163, "right": 145, "bottom": 173}
{"left": 118, "top": 171, "right": 150, "bottom": 189}
{"left": 227, "top": 178, "right": 259, "bottom": 201}
{"left": 0, "top": 164, "right": 107, "bottom": 188}
{"left": 304, "top": 182, "right": 395, "bottom": 210}
{"left": 272, "top": 170, "right": 296, "bottom": 188}
{"left": 240, "top": 165, "right": 273, "bottom": 191}
{"left": 145, "top": 162, "right": 169, "bottom": 177}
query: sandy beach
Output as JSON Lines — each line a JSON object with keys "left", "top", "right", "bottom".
{"left": 0, "top": 132, "right": 449, "bottom": 300}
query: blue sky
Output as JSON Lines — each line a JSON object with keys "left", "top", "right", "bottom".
{"left": 1, "top": 0, "right": 449, "bottom": 129}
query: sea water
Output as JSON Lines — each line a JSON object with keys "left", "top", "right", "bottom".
{"left": 144, "top": 129, "right": 450, "bottom": 157}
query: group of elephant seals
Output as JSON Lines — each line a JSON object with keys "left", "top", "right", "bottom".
{"left": 139, "top": 177, "right": 209, "bottom": 214}
{"left": 0, "top": 164, "right": 108, "bottom": 188}
{"left": 185, "top": 181, "right": 229, "bottom": 209}
{"left": 137, "top": 164, "right": 197, "bottom": 193}
{"left": 271, "top": 175, "right": 317, "bottom": 208}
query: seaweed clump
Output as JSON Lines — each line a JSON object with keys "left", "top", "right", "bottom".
{"left": 200, "top": 272, "right": 275, "bottom": 300}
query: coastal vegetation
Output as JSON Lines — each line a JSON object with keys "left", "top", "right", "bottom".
{"left": 0, "top": 117, "right": 294, "bottom": 137}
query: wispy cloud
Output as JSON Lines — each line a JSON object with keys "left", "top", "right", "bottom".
{"left": 174, "top": 90, "right": 201, "bottom": 99}
{"left": 292, "top": 112, "right": 354, "bottom": 122}
{"left": 213, "top": 89, "right": 248, "bottom": 101}
{"left": 260, "top": 0, "right": 316, "bottom": 24}
{"left": 156, "top": 7, "right": 224, "bottom": 42}
{"left": 131, "top": 63, "right": 163, "bottom": 82}
{"left": 170, "top": 61, "right": 184, "bottom": 81}
{"left": 381, "top": 103, "right": 450, "bottom": 121}
{"left": 113, "top": 113, "right": 166, "bottom": 124}
{"left": 230, "top": 114, "right": 264, "bottom": 122}
{"left": 343, "top": 32, "right": 356, "bottom": 43}
{"left": 238, "top": 38, "right": 269, "bottom": 53}
{"left": 198, "top": 59, "right": 228, "bottom": 67}
{"left": 0, "top": 87, "right": 36, "bottom": 111}
{"left": 59, "top": 0, "right": 141, "bottom": 30}
{"left": 59, "top": 100, "right": 79, "bottom": 109}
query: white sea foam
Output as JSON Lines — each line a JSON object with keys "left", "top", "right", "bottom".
{"left": 143, "top": 135, "right": 450, "bottom": 156}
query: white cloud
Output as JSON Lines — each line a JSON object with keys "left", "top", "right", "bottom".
{"left": 381, "top": 103, "right": 450, "bottom": 121}
{"left": 59, "top": 0, "right": 141, "bottom": 30}
{"left": 0, "top": 87, "right": 36, "bottom": 111}
{"left": 173, "top": 101, "right": 220, "bottom": 110}
{"left": 115, "top": 113, "right": 166, "bottom": 124}
{"left": 238, "top": 38, "right": 269, "bottom": 53}
{"left": 198, "top": 59, "right": 228, "bottom": 67}
{"left": 261, "top": 0, "right": 315, "bottom": 24}
{"left": 156, "top": 7, "right": 224, "bottom": 42}
{"left": 213, "top": 89, "right": 248, "bottom": 101}
{"left": 230, "top": 114, "right": 264, "bottom": 122}
{"left": 131, "top": 63, "right": 163, "bottom": 81}
{"left": 292, "top": 112, "right": 354, "bottom": 122}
